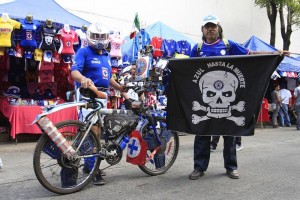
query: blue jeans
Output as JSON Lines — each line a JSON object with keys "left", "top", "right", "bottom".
{"left": 194, "top": 135, "right": 237, "bottom": 171}
{"left": 279, "top": 104, "right": 291, "bottom": 126}
{"left": 272, "top": 104, "right": 280, "bottom": 126}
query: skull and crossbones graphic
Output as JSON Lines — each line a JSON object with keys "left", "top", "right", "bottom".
{"left": 192, "top": 70, "right": 245, "bottom": 126}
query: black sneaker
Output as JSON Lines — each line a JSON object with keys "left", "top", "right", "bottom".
{"left": 92, "top": 172, "right": 106, "bottom": 186}
{"left": 226, "top": 169, "right": 240, "bottom": 179}
{"left": 188, "top": 169, "right": 204, "bottom": 180}
{"left": 83, "top": 168, "right": 106, "bottom": 176}
{"left": 210, "top": 145, "right": 216, "bottom": 152}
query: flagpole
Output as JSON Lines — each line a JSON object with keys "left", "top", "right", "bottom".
{"left": 289, "top": 52, "right": 300, "bottom": 56}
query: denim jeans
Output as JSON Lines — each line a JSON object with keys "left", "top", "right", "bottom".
{"left": 272, "top": 104, "right": 280, "bottom": 126}
{"left": 279, "top": 104, "right": 291, "bottom": 126}
{"left": 194, "top": 136, "right": 237, "bottom": 171}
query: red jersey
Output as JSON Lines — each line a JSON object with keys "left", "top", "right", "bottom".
{"left": 151, "top": 37, "right": 164, "bottom": 58}
{"left": 57, "top": 29, "right": 79, "bottom": 54}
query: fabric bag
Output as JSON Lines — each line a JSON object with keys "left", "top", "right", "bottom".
{"left": 104, "top": 110, "right": 139, "bottom": 139}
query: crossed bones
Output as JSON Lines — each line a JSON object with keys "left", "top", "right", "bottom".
{"left": 191, "top": 101, "right": 246, "bottom": 126}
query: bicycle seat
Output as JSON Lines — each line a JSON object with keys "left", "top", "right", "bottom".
{"left": 79, "top": 87, "right": 97, "bottom": 99}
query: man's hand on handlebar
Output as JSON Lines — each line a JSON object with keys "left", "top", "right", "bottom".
{"left": 81, "top": 77, "right": 94, "bottom": 88}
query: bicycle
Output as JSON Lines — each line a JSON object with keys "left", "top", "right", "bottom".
{"left": 32, "top": 88, "right": 179, "bottom": 194}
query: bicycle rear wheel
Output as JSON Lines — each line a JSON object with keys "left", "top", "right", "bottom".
{"left": 138, "top": 120, "right": 179, "bottom": 176}
{"left": 33, "top": 120, "right": 100, "bottom": 194}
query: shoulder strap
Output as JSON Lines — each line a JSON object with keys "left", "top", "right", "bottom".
{"left": 197, "top": 41, "right": 203, "bottom": 57}
{"left": 223, "top": 38, "right": 230, "bottom": 52}
{"left": 197, "top": 38, "right": 230, "bottom": 56}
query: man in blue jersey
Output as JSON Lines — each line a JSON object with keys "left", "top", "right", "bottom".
{"left": 71, "top": 23, "right": 128, "bottom": 186}
{"left": 188, "top": 15, "right": 289, "bottom": 180}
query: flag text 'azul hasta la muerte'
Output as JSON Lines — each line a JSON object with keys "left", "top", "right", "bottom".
{"left": 166, "top": 55, "right": 283, "bottom": 136}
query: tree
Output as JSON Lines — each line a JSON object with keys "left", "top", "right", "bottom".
{"left": 254, "top": 0, "right": 279, "bottom": 46}
{"left": 255, "top": 0, "right": 300, "bottom": 50}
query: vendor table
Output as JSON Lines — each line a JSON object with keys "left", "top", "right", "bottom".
{"left": 0, "top": 98, "right": 78, "bottom": 140}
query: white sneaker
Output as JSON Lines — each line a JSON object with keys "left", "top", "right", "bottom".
{"left": 236, "top": 144, "right": 244, "bottom": 152}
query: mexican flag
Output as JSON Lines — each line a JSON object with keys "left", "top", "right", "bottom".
{"left": 130, "top": 13, "right": 140, "bottom": 39}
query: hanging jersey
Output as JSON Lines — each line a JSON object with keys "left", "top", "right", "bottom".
{"left": 132, "top": 30, "right": 151, "bottom": 62}
{"left": 57, "top": 28, "right": 79, "bottom": 54}
{"left": 109, "top": 36, "right": 126, "bottom": 58}
{"left": 75, "top": 28, "right": 88, "bottom": 48}
{"left": 190, "top": 39, "right": 250, "bottom": 57}
{"left": 40, "top": 25, "right": 57, "bottom": 51}
{"left": 39, "top": 70, "right": 54, "bottom": 83}
{"left": 8, "top": 57, "right": 25, "bottom": 84}
{"left": 162, "top": 39, "right": 177, "bottom": 58}
{"left": 176, "top": 40, "right": 191, "bottom": 56}
{"left": 0, "top": 18, "right": 21, "bottom": 47}
{"left": 72, "top": 46, "right": 112, "bottom": 88}
{"left": 19, "top": 19, "right": 41, "bottom": 48}
{"left": 151, "top": 36, "right": 164, "bottom": 58}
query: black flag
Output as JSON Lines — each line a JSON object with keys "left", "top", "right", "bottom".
{"left": 167, "top": 55, "right": 283, "bottom": 136}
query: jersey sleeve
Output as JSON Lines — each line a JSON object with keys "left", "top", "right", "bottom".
{"left": 12, "top": 19, "right": 21, "bottom": 29}
{"left": 71, "top": 47, "right": 86, "bottom": 72}
{"left": 190, "top": 44, "right": 199, "bottom": 57}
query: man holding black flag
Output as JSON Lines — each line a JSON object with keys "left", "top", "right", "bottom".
{"left": 167, "top": 15, "right": 289, "bottom": 181}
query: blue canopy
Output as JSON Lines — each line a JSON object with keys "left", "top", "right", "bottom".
{"left": 0, "top": 0, "right": 90, "bottom": 27}
{"left": 243, "top": 35, "right": 300, "bottom": 72}
{"left": 122, "top": 21, "right": 196, "bottom": 63}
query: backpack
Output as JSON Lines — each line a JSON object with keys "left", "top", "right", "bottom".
{"left": 197, "top": 38, "right": 230, "bottom": 56}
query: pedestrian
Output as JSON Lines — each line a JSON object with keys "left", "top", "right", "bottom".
{"left": 278, "top": 83, "right": 292, "bottom": 127}
{"left": 293, "top": 80, "right": 300, "bottom": 130}
{"left": 71, "top": 22, "right": 129, "bottom": 185}
{"left": 271, "top": 83, "right": 282, "bottom": 128}
{"left": 189, "top": 14, "right": 289, "bottom": 180}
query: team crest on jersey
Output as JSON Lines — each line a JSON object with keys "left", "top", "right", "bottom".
{"left": 102, "top": 68, "right": 108, "bottom": 80}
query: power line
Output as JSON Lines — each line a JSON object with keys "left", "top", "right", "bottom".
{"left": 67, "top": 8, "right": 200, "bottom": 39}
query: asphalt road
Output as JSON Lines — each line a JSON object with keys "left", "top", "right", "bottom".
{"left": 0, "top": 126, "right": 300, "bottom": 200}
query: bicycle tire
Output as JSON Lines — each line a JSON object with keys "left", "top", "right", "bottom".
{"left": 33, "top": 120, "right": 101, "bottom": 194}
{"left": 138, "top": 119, "right": 179, "bottom": 176}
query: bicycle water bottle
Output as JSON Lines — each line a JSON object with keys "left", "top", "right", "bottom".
{"left": 37, "top": 117, "right": 76, "bottom": 159}
{"left": 120, "top": 136, "right": 130, "bottom": 150}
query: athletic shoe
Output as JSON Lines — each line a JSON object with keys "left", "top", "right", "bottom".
{"left": 210, "top": 145, "right": 216, "bottom": 152}
{"left": 236, "top": 144, "right": 244, "bottom": 151}
{"left": 188, "top": 169, "right": 204, "bottom": 180}
{"left": 226, "top": 169, "right": 240, "bottom": 179}
{"left": 92, "top": 171, "right": 106, "bottom": 185}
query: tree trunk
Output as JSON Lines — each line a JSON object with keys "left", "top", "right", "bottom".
{"left": 279, "top": 3, "right": 292, "bottom": 50}
{"left": 267, "top": 0, "right": 277, "bottom": 46}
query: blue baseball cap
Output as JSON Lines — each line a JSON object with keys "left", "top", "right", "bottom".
{"left": 202, "top": 15, "right": 220, "bottom": 26}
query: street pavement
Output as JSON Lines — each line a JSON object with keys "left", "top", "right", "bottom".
{"left": 0, "top": 126, "right": 300, "bottom": 200}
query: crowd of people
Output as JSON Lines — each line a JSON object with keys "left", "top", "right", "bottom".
{"left": 271, "top": 81, "right": 300, "bottom": 129}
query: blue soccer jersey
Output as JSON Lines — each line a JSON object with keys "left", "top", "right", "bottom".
{"left": 176, "top": 40, "right": 191, "bottom": 56}
{"left": 132, "top": 30, "right": 151, "bottom": 63}
{"left": 20, "top": 19, "right": 41, "bottom": 48}
{"left": 162, "top": 39, "right": 177, "bottom": 58}
{"left": 72, "top": 46, "right": 112, "bottom": 88}
{"left": 190, "top": 39, "right": 250, "bottom": 57}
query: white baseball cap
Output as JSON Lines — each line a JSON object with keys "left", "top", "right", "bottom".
{"left": 202, "top": 15, "right": 220, "bottom": 26}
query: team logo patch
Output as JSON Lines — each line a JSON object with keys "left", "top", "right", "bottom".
{"left": 136, "top": 57, "right": 148, "bottom": 76}
{"left": 102, "top": 68, "right": 108, "bottom": 80}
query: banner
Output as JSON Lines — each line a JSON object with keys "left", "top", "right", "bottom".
{"left": 167, "top": 55, "right": 283, "bottom": 136}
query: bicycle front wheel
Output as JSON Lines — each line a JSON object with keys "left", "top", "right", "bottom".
{"left": 139, "top": 121, "right": 179, "bottom": 176}
{"left": 33, "top": 120, "right": 101, "bottom": 194}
